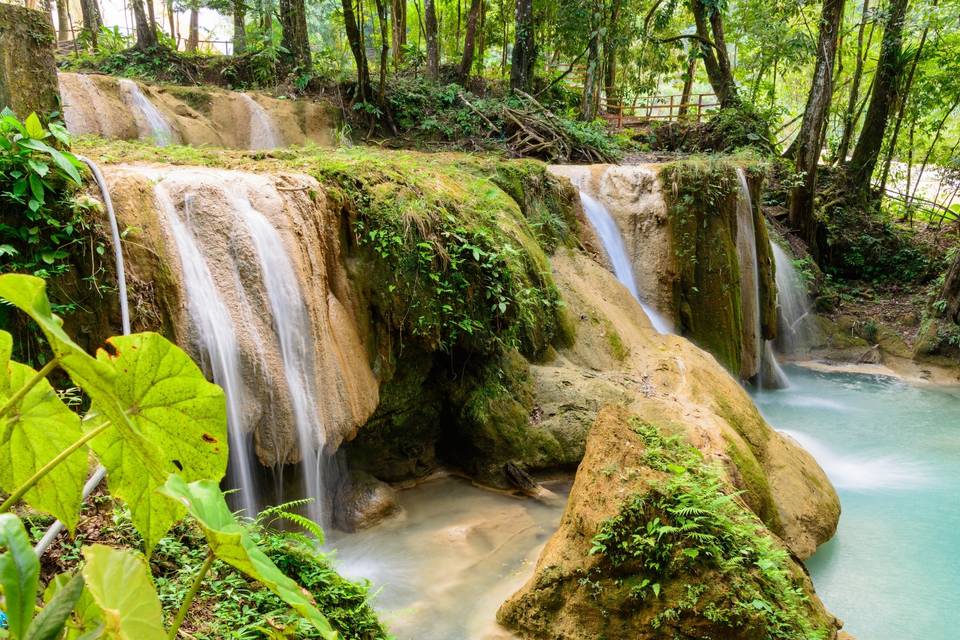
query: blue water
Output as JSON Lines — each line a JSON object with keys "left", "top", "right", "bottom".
{"left": 754, "top": 366, "right": 960, "bottom": 640}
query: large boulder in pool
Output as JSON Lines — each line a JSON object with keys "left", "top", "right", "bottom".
{"left": 498, "top": 405, "right": 843, "bottom": 639}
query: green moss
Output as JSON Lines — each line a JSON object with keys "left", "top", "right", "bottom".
{"left": 165, "top": 87, "right": 213, "bottom": 113}
{"left": 587, "top": 418, "right": 827, "bottom": 640}
{"left": 604, "top": 320, "right": 629, "bottom": 361}
{"left": 662, "top": 158, "right": 744, "bottom": 375}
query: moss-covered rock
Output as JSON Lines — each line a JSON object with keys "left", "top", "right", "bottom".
{"left": 662, "top": 159, "right": 745, "bottom": 374}
{"left": 0, "top": 6, "right": 59, "bottom": 118}
{"left": 498, "top": 406, "right": 840, "bottom": 640}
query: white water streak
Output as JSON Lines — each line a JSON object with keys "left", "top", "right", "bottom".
{"left": 120, "top": 79, "right": 177, "bottom": 146}
{"left": 242, "top": 93, "right": 283, "bottom": 150}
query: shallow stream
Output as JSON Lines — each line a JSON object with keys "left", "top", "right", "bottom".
{"left": 755, "top": 365, "right": 960, "bottom": 640}
{"left": 332, "top": 476, "right": 570, "bottom": 639}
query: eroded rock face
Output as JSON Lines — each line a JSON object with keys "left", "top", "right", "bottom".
{"left": 100, "top": 165, "right": 378, "bottom": 466}
{"left": 498, "top": 405, "right": 841, "bottom": 640}
{"left": 58, "top": 72, "right": 336, "bottom": 149}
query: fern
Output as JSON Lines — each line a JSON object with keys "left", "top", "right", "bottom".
{"left": 256, "top": 498, "right": 326, "bottom": 543}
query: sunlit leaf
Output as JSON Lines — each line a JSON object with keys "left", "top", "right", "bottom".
{"left": 23, "top": 112, "right": 44, "bottom": 139}
{"left": 81, "top": 545, "right": 166, "bottom": 640}
{"left": 0, "top": 513, "right": 39, "bottom": 638}
{"left": 0, "top": 360, "right": 87, "bottom": 532}
{"left": 161, "top": 476, "right": 337, "bottom": 640}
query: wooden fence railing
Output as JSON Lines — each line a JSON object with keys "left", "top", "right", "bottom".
{"left": 603, "top": 93, "right": 719, "bottom": 127}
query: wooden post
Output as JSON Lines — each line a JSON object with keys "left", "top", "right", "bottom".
{"left": 697, "top": 94, "right": 704, "bottom": 123}
{"left": 669, "top": 94, "right": 675, "bottom": 121}
{"left": 618, "top": 100, "right": 623, "bottom": 128}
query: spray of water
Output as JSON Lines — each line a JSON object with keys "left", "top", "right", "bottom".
{"left": 577, "top": 190, "right": 673, "bottom": 334}
{"left": 119, "top": 79, "right": 178, "bottom": 146}
{"left": 232, "top": 193, "right": 327, "bottom": 526}
{"left": 241, "top": 93, "right": 284, "bottom": 150}
{"left": 155, "top": 184, "right": 259, "bottom": 517}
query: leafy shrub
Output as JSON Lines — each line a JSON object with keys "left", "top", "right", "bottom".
{"left": 587, "top": 418, "right": 827, "bottom": 639}
{"left": 0, "top": 111, "right": 85, "bottom": 278}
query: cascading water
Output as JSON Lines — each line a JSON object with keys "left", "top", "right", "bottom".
{"left": 155, "top": 184, "right": 259, "bottom": 517}
{"left": 771, "top": 241, "right": 817, "bottom": 353}
{"left": 241, "top": 93, "right": 284, "bottom": 150}
{"left": 232, "top": 195, "right": 326, "bottom": 526}
{"left": 119, "top": 78, "right": 178, "bottom": 146}
{"left": 734, "top": 168, "right": 763, "bottom": 378}
{"left": 577, "top": 190, "right": 672, "bottom": 334}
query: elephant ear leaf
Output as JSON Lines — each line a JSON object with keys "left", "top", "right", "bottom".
{"left": 0, "top": 360, "right": 86, "bottom": 533}
{"left": 81, "top": 544, "right": 166, "bottom": 640}
{"left": 161, "top": 475, "right": 338, "bottom": 640}
{"left": 25, "top": 572, "right": 85, "bottom": 640}
{"left": 88, "top": 332, "right": 228, "bottom": 553}
{"left": 0, "top": 514, "right": 40, "bottom": 639}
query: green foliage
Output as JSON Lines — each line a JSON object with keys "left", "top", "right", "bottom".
{"left": 317, "top": 149, "right": 567, "bottom": 356}
{"left": 0, "top": 111, "right": 86, "bottom": 279}
{"left": 587, "top": 418, "right": 827, "bottom": 639}
{"left": 160, "top": 476, "right": 337, "bottom": 639}
{"left": 0, "top": 274, "right": 365, "bottom": 638}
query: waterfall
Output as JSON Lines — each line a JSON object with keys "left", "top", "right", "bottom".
{"left": 155, "top": 184, "right": 260, "bottom": 517}
{"left": 119, "top": 79, "right": 178, "bottom": 146}
{"left": 232, "top": 195, "right": 327, "bottom": 526}
{"left": 771, "top": 242, "right": 817, "bottom": 353}
{"left": 242, "top": 93, "right": 284, "bottom": 150}
{"left": 578, "top": 190, "right": 672, "bottom": 334}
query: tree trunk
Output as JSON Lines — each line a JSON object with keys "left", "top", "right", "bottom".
{"left": 690, "top": 0, "right": 738, "bottom": 107}
{"left": 185, "top": 4, "right": 198, "bottom": 51}
{"left": 603, "top": 0, "right": 623, "bottom": 115}
{"left": 132, "top": 0, "right": 158, "bottom": 49}
{"left": 459, "top": 0, "right": 483, "bottom": 79}
{"left": 166, "top": 0, "right": 176, "bottom": 41}
{"left": 847, "top": 0, "right": 909, "bottom": 193}
{"left": 500, "top": 0, "right": 508, "bottom": 76}
{"left": 580, "top": 25, "right": 601, "bottom": 120}
{"left": 877, "top": 5, "right": 932, "bottom": 194}
{"left": 374, "top": 0, "right": 389, "bottom": 102}
{"left": 509, "top": 0, "right": 535, "bottom": 91}
{"left": 146, "top": 0, "right": 156, "bottom": 37}
{"left": 343, "top": 0, "right": 373, "bottom": 101}
{"left": 678, "top": 55, "right": 697, "bottom": 117}
{"left": 425, "top": 0, "right": 440, "bottom": 80}
{"left": 476, "top": 0, "right": 487, "bottom": 75}
{"left": 233, "top": 0, "right": 247, "bottom": 53}
{"left": 79, "top": 0, "right": 102, "bottom": 47}
{"left": 788, "top": 0, "right": 846, "bottom": 250}
{"left": 392, "top": 0, "right": 406, "bottom": 68}
{"left": 836, "top": 0, "right": 870, "bottom": 163}
{"left": 55, "top": 0, "right": 69, "bottom": 41}
{"left": 279, "top": 0, "right": 312, "bottom": 68}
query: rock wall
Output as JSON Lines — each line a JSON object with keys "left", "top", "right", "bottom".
{"left": 58, "top": 72, "right": 336, "bottom": 149}
{"left": 0, "top": 5, "right": 59, "bottom": 117}
{"left": 553, "top": 160, "right": 777, "bottom": 381}
{"left": 98, "top": 164, "right": 378, "bottom": 465}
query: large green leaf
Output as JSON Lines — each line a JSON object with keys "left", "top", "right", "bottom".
{"left": 0, "top": 360, "right": 87, "bottom": 532}
{"left": 89, "top": 333, "right": 228, "bottom": 552}
{"left": 0, "top": 276, "right": 228, "bottom": 551}
{"left": 80, "top": 545, "right": 165, "bottom": 640}
{"left": 161, "top": 476, "right": 338, "bottom": 640}
{"left": 43, "top": 573, "right": 104, "bottom": 640}
{"left": 26, "top": 573, "right": 85, "bottom": 640}
{"left": 0, "top": 514, "right": 39, "bottom": 639}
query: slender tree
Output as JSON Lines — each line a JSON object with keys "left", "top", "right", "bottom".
{"left": 233, "top": 0, "right": 247, "bottom": 53}
{"left": 603, "top": 0, "right": 625, "bottom": 115}
{"left": 373, "top": 0, "right": 389, "bottom": 102}
{"left": 55, "top": 0, "right": 69, "bottom": 41}
{"left": 79, "top": 0, "right": 103, "bottom": 47}
{"left": 279, "top": 0, "right": 311, "bottom": 68}
{"left": 510, "top": 0, "right": 535, "bottom": 91}
{"left": 847, "top": 0, "right": 910, "bottom": 192}
{"left": 835, "top": 0, "right": 871, "bottom": 163}
{"left": 788, "top": 0, "right": 846, "bottom": 249}
{"left": 131, "top": 0, "right": 159, "bottom": 49}
{"left": 581, "top": 4, "right": 603, "bottom": 120}
{"left": 392, "top": 0, "right": 407, "bottom": 68}
{"left": 678, "top": 55, "right": 698, "bottom": 117}
{"left": 186, "top": 1, "right": 199, "bottom": 51}
{"left": 342, "top": 0, "right": 373, "bottom": 102}
{"left": 459, "top": 0, "right": 483, "bottom": 79}
{"left": 690, "top": 0, "right": 738, "bottom": 107}
{"left": 425, "top": 0, "right": 440, "bottom": 79}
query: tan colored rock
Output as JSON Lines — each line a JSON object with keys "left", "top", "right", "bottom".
{"left": 498, "top": 405, "right": 841, "bottom": 640}
{"left": 58, "top": 72, "right": 336, "bottom": 149}
{"left": 99, "top": 164, "right": 378, "bottom": 466}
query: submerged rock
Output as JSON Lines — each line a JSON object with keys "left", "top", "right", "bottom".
{"left": 333, "top": 469, "right": 400, "bottom": 532}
